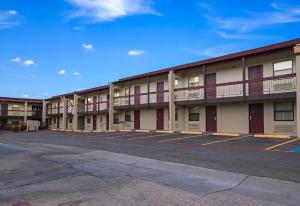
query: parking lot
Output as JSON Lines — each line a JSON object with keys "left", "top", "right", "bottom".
{"left": 0, "top": 130, "right": 300, "bottom": 205}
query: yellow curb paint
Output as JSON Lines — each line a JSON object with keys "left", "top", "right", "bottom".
{"left": 202, "top": 136, "right": 250, "bottom": 146}
{"left": 255, "top": 134, "right": 290, "bottom": 139}
{"left": 212, "top": 133, "right": 240, "bottom": 137}
{"left": 119, "top": 129, "right": 132, "bottom": 132}
{"left": 159, "top": 135, "right": 202, "bottom": 143}
{"left": 180, "top": 131, "right": 202, "bottom": 135}
{"left": 156, "top": 130, "right": 175, "bottom": 134}
{"left": 129, "top": 133, "right": 171, "bottom": 140}
{"left": 135, "top": 130, "right": 150, "bottom": 133}
{"left": 265, "top": 138, "right": 300, "bottom": 151}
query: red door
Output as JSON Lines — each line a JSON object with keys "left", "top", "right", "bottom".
{"left": 57, "top": 117, "right": 60, "bottom": 129}
{"left": 106, "top": 115, "right": 109, "bottom": 130}
{"left": 157, "top": 82, "right": 164, "bottom": 103}
{"left": 156, "top": 109, "right": 164, "bottom": 130}
{"left": 134, "top": 86, "right": 140, "bottom": 105}
{"left": 93, "top": 115, "right": 97, "bottom": 130}
{"left": 206, "top": 106, "right": 217, "bottom": 132}
{"left": 205, "top": 73, "right": 216, "bottom": 99}
{"left": 93, "top": 96, "right": 97, "bottom": 111}
{"left": 134, "top": 110, "right": 140, "bottom": 129}
{"left": 249, "top": 104, "right": 264, "bottom": 133}
{"left": 248, "top": 65, "right": 263, "bottom": 96}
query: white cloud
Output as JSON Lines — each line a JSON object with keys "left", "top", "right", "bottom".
{"left": 202, "top": 3, "right": 300, "bottom": 32}
{"left": 10, "top": 57, "right": 21, "bottom": 62}
{"left": 0, "top": 10, "right": 19, "bottom": 29}
{"left": 72, "top": 72, "right": 80, "bottom": 77}
{"left": 128, "top": 49, "right": 145, "bottom": 56}
{"left": 58, "top": 69, "right": 66, "bottom": 75}
{"left": 65, "top": 0, "right": 161, "bottom": 22}
{"left": 43, "top": 93, "right": 49, "bottom": 96}
{"left": 82, "top": 43, "right": 94, "bottom": 51}
{"left": 22, "top": 94, "right": 29, "bottom": 98}
{"left": 24, "top": 60, "right": 36, "bottom": 66}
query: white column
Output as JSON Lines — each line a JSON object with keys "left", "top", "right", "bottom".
{"left": 168, "top": 70, "right": 176, "bottom": 131}
{"left": 294, "top": 45, "right": 300, "bottom": 137}
{"left": 109, "top": 83, "right": 115, "bottom": 131}
{"left": 24, "top": 102, "right": 28, "bottom": 124}
{"left": 42, "top": 100, "right": 47, "bottom": 125}
{"left": 62, "top": 97, "right": 67, "bottom": 130}
{"left": 73, "top": 94, "right": 78, "bottom": 131}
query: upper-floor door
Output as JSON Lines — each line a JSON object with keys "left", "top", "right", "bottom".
{"left": 157, "top": 82, "right": 164, "bottom": 103}
{"left": 134, "top": 86, "right": 140, "bottom": 105}
{"left": 93, "top": 96, "right": 97, "bottom": 111}
{"left": 1, "top": 104, "right": 8, "bottom": 116}
{"left": 248, "top": 65, "right": 263, "bottom": 96}
{"left": 205, "top": 73, "right": 216, "bottom": 99}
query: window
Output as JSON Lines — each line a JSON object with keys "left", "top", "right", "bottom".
{"left": 125, "top": 111, "right": 131, "bottom": 122}
{"left": 114, "top": 89, "right": 121, "bottom": 97}
{"left": 125, "top": 88, "right": 130, "bottom": 96}
{"left": 113, "top": 113, "right": 119, "bottom": 124}
{"left": 12, "top": 105, "right": 20, "bottom": 111}
{"left": 175, "top": 108, "right": 178, "bottom": 121}
{"left": 274, "top": 60, "right": 293, "bottom": 76}
{"left": 188, "top": 76, "right": 199, "bottom": 87}
{"left": 87, "top": 97, "right": 92, "bottom": 103}
{"left": 274, "top": 102, "right": 294, "bottom": 121}
{"left": 175, "top": 79, "right": 179, "bottom": 86}
{"left": 12, "top": 120, "right": 19, "bottom": 125}
{"left": 87, "top": 117, "right": 91, "bottom": 124}
{"left": 189, "top": 107, "right": 200, "bottom": 121}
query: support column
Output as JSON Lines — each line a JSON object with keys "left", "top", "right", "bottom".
{"left": 42, "top": 100, "right": 47, "bottom": 125}
{"left": 168, "top": 70, "right": 176, "bottom": 131}
{"left": 73, "top": 94, "right": 78, "bottom": 131}
{"left": 24, "top": 102, "right": 28, "bottom": 124}
{"left": 62, "top": 97, "right": 67, "bottom": 130}
{"left": 242, "top": 57, "right": 246, "bottom": 98}
{"left": 294, "top": 44, "right": 300, "bottom": 137}
{"left": 109, "top": 83, "right": 114, "bottom": 131}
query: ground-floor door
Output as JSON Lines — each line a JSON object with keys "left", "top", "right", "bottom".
{"left": 56, "top": 117, "right": 60, "bottom": 129}
{"left": 93, "top": 115, "right": 97, "bottom": 130}
{"left": 106, "top": 115, "right": 109, "bottom": 130}
{"left": 0, "top": 119, "right": 7, "bottom": 130}
{"left": 206, "top": 106, "right": 217, "bottom": 132}
{"left": 249, "top": 103, "right": 264, "bottom": 133}
{"left": 156, "top": 109, "right": 164, "bottom": 130}
{"left": 134, "top": 110, "right": 140, "bottom": 129}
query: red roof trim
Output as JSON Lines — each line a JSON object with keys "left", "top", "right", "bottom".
{"left": 118, "top": 38, "right": 300, "bottom": 82}
{"left": 0, "top": 97, "right": 43, "bottom": 104}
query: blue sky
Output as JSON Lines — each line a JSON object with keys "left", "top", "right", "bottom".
{"left": 0, "top": 0, "right": 300, "bottom": 98}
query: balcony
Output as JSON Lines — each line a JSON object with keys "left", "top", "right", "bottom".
{"left": 113, "top": 90, "right": 169, "bottom": 109}
{"left": 78, "top": 101, "right": 108, "bottom": 114}
{"left": 46, "top": 106, "right": 63, "bottom": 116}
{"left": 175, "top": 74, "right": 296, "bottom": 105}
{"left": 0, "top": 110, "right": 42, "bottom": 118}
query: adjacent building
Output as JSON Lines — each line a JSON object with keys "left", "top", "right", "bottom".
{"left": 35, "top": 39, "right": 300, "bottom": 137}
{"left": 0, "top": 97, "right": 43, "bottom": 130}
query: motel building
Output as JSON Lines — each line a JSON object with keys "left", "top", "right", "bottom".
{"left": 0, "top": 97, "right": 43, "bottom": 130}
{"left": 3, "top": 38, "right": 300, "bottom": 137}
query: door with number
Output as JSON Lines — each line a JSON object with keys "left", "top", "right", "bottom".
{"left": 156, "top": 109, "right": 164, "bottom": 130}
{"left": 248, "top": 65, "right": 263, "bottom": 96}
{"left": 157, "top": 82, "right": 164, "bottom": 103}
{"left": 206, "top": 106, "right": 217, "bottom": 132}
{"left": 134, "top": 110, "right": 140, "bottom": 129}
{"left": 249, "top": 104, "right": 264, "bottom": 133}
{"left": 205, "top": 73, "right": 216, "bottom": 100}
{"left": 134, "top": 86, "right": 140, "bottom": 105}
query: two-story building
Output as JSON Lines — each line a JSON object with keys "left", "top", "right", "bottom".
{"left": 0, "top": 97, "right": 43, "bottom": 130}
{"left": 44, "top": 38, "right": 300, "bottom": 137}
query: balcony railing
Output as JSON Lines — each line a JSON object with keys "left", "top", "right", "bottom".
{"left": 78, "top": 101, "right": 108, "bottom": 113}
{"left": 175, "top": 74, "right": 296, "bottom": 102}
{"left": 113, "top": 90, "right": 169, "bottom": 107}
{"left": 46, "top": 106, "right": 63, "bottom": 115}
{"left": 0, "top": 110, "right": 42, "bottom": 117}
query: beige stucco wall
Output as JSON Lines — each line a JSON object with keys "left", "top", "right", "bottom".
{"left": 140, "top": 109, "right": 156, "bottom": 130}
{"left": 217, "top": 103, "right": 248, "bottom": 133}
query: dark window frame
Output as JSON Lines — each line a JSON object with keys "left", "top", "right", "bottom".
{"left": 189, "top": 107, "right": 200, "bottom": 121}
{"left": 273, "top": 59, "right": 293, "bottom": 76}
{"left": 274, "top": 102, "right": 294, "bottom": 121}
{"left": 125, "top": 111, "right": 131, "bottom": 122}
{"left": 113, "top": 113, "right": 119, "bottom": 124}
